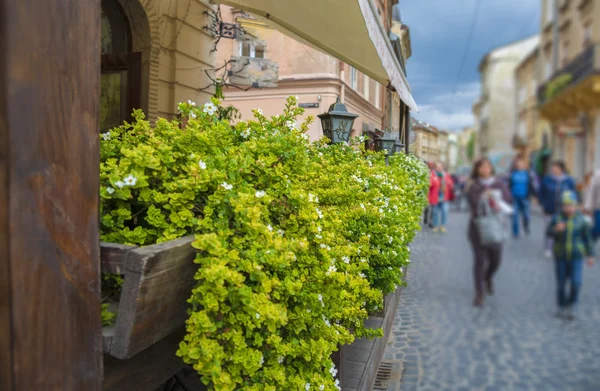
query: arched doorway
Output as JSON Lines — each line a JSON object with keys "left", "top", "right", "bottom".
{"left": 100, "top": 0, "right": 142, "bottom": 132}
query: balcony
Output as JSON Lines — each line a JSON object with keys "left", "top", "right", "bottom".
{"left": 227, "top": 56, "right": 279, "bottom": 88}
{"left": 537, "top": 44, "right": 600, "bottom": 119}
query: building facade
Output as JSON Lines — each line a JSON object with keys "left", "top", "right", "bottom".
{"left": 100, "top": 0, "right": 218, "bottom": 132}
{"left": 215, "top": 1, "right": 412, "bottom": 141}
{"left": 537, "top": 0, "right": 600, "bottom": 181}
{"left": 410, "top": 118, "right": 440, "bottom": 163}
{"left": 474, "top": 36, "right": 539, "bottom": 170}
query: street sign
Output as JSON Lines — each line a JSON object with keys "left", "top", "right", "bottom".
{"left": 299, "top": 103, "right": 319, "bottom": 109}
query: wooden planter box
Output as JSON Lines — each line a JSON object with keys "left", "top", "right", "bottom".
{"left": 101, "top": 236, "right": 198, "bottom": 360}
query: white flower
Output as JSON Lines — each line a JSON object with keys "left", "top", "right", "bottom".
{"left": 359, "top": 272, "right": 366, "bottom": 278}
{"left": 334, "top": 379, "right": 341, "bottom": 390}
{"left": 255, "top": 313, "right": 260, "bottom": 319}
{"left": 361, "top": 258, "right": 367, "bottom": 263}
{"left": 319, "top": 385, "right": 325, "bottom": 391}
{"left": 106, "top": 187, "right": 115, "bottom": 194}
{"left": 198, "top": 160, "right": 207, "bottom": 169}
{"left": 388, "top": 266, "right": 393, "bottom": 270}
{"left": 317, "top": 226, "right": 322, "bottom": 233}
{"left": 320, "top": 243, "right": 327, "bottom": 249}
{"left": 203, "top": 102, "right": 216, "bottom": 115}
{"left": 259, "top": 355, "right": 264, "bottom": 366}
{"left": 315, "top": 234, "right": 322, "bottom": 239}
{"left": 267, "top": 225, "right": 273, "bottom": 232}
{"left": 189, "top": 153, "right": 195, "bottom": 159}
{"left": 188, "top": 99, "right": 196, "bottom": 106}
{"left": 316, "top": 208, "right": 323, "bottom": 219}
{"left": 407, "top": 246, "right": 411, "bottom": 252}
{"left": 318, "top": 294, "right": 323, "bottom": 302}
{"left": 305, "top": 383, "right": 311, "bottom": 391}
{"left": 115, "top": 180, "right": 125, "bottom": 189}
{"left": 255, "top": 190, "right": 266, "bottom": 198}
{"left": 190, "top": 112, "right": 197, "bottom": 119}
{"left": 302, "top": 133, "right": 310, "bottom": 140}
{"left": 101, "top": 132, "right": 111, "bottom": 141}
{"left": 295, "top": 95, "right": 300, "bottom": 100}
{"left": 221, "top": 182, "right": 233, "bottom": 190}
{"left": 123, "top": 174, "right": 137, "bottom": 186}
{"left": 278, "top": 356, "right": 284, "bottom": 364}
{"left": 255, "top": 108, "right": 264, "bottom": 116}
{"left": 240, "top": 128, "right": 250, "bottom": 138}
{"left": 278, "top": 229, "right": 285, "bottom": 236}
{"left": 286, "top": 120, "right": 297, "bottom": 130}
{"left": 388, "top": 236, "right": 393, "bottom": 244}
{"left": 327, "top": 265, "right": 337, "bottom": 275}
{"left": 360, "top": 203, "right": 366, "bottom": 210}
{"left": 342, "top": 256, "right": 350, "bottom": 264}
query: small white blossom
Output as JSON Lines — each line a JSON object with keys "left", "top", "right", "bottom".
{"left": 115, "top": 180, "right": 125, "bottom": 189}
{"left": 101, "top": 132, "right": 111, "bottom": 141}
{"left": 342, "top": 256, "right": 350, "bottom": 264}
{"left": 302, "top": 133, "right": 310, "bottom": 140}
{"left": 317, "top": 226, "right": 322, "bottom": 232}
{"left": 255, "top": 313, "right": 260, "bottom": 319}
{"left": 319, "top": 385, "right": 325, "bottom": 391}
{"left": 106, "top": 187, "right": 115, "bottom": 194}
{"left": 388, "top": 266, "right": 393, "bottom": 270}
{"left": 255, "top": 190, "right": 266, "bottom": 198}
{"left": 407, "top": 246, "right": 411, "bottom": 253}
{"left": 318, "top": 294, "right": 323, "bottom": 302}
{"left": 123, "top": 174, "right": 137, "bottom": 186}
{"left": 190, "top": 112, "right": 197, "bottom": 119}
{"left": 360, "top": 203, "right": 366, "bottom": 210}
{"left": 388, "top": 236, "right": 393, "bottom": 244}
{"left": 255, "top": 108, "right": 264, "bottom": 116}
{"left": 295, "top": 95, "right": 300, "bottom": 100}
{"left": 316, "top": 208, "right": 324, "bottom": 219}
{"left": 327, "top": 265, "right": 337, "bottom": 275}
{"left": 221, "top": 182, "right": 233, "bottom": 190}
{"left": 305, "top": 383, "right": 311, "bottom": 391}
{"left": 359, "top": 272, "right": 366, "bottom": 278}
{"left": 198, "top": 160, "right": 207, "bottom": 170}
{"left": 278, "top": 356, "right": 284, "bottom": 364}
{"left": 267, "top": 225, "right": 273, "bottom": 232}
{"left": 286, "top": 120, "right": 297, "bottom": 130}
{"left": 315, "top": 234, "right": 322, "bottom": 239}
{"left": 190, "top": 153, "right": 195, "bottom": 159}
{"left": 361, "top": 258, "right": 367, "bottom": 263}
{"left": 203, "top": 102, "right": 216, "bottom": 115}
{"left": 320, "top": 243, "right": 327, "bottom": 249}
{"left": 259, "top": 355, "right": 264, "bottom": 366}
{"left": 240, "top": 128, "right": 250, "bottom": 138}
{"left": 188, "top": 99, "right": 196, "bottom": 106}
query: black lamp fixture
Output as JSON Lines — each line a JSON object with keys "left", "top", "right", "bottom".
{"left": 394, "top": 139, "right": 405, "bottom": 154}
{"left": 375, "top": 132, "right": 398, "bottom": 164}
{"left": 317, "top": 97, "right": 359, "bottom": 144}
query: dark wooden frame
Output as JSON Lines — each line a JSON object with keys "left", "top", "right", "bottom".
{"left": 0, "top": 0, "right": 102, "bottom": 389}
{"left": 101, "top": 52, "right": 142, "bottom": 128}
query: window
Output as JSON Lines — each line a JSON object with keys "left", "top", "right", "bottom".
{"left": 238, "top": 41, "right": 265, "bottom": 59}
{"left": 518, "top": 86, "right": 527, "bottom": 104}
{"left": 584, "top": 23, "right": 592, "bottom": 48}
{"left": 374, "top": 82, "right": 381, "bottom": 109}
{"left": 545, "top": 61, "right": 553, "bottom": 79}
{"left": 350, "top": 67, "right": 357, "bottom": 89}
{"left": 546, "top": 0, "right": 555, "bottom": 24}
{"left": 561, "top": 40, "right": 569, "bottom": 67}
{"left": 363, "top": 75, "right": 370, "bottom": 99}
{"left": 100, "top": 0, "right": 141, "bottom": 133}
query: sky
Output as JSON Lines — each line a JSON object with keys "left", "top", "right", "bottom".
{"left": 401, "top": 0, "right": 540, "bottom": 131}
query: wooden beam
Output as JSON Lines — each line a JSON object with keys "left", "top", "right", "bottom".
{"left": 0, "top": 0, "right": 102, "bottom": 390}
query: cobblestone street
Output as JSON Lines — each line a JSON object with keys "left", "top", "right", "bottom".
{"left": 382, "top": 211, "right": 600, "bottom": 391}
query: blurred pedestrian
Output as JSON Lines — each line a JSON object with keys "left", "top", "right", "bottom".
{"left": 584, "top": 169, "right": 600, "bottom": 241}
{"left": 467, "top": 158, "right": 512, "bottom": 307}
{"left": 540, "top": 161, "right": 577, "bottom": 258}
{"left": 425, "top": 162, "right": 440, "bottom": 229}
{"left": 546, "top": 190, "right": 595, "bottom": 320}
{"left": 433, "top": 163, "right": 453, "bottom": 233}
{"left": 509, "top": 157, "right": 536, "bottom": 238}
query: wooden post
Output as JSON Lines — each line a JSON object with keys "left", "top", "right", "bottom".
{"left": 0, "top": 0, "right": 102, "bottom": 390}
{"left": 403, "top": 103, "right": 410, "bottom": 154}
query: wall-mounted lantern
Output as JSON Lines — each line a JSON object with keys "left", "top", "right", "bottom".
{"left": 318, "top": 97, "right": 359, "bottom": 144}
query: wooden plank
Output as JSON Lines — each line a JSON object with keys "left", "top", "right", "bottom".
{"left": 101, "top": 242, "right": 138, "bottom": 274}
{"left": 0, "top": 0, "right": 102, "bottom": 389}
{"left": 111, "top": 236, "right": 198, "bottom": 359}
{"left": 103, "top": 329, "right": 186, "bottom": 391}
{"left": 0, "top": 2, "right": 12, "bottom": 388}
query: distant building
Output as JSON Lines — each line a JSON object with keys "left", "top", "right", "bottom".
{"left": 536, "top": 0, "right": 600, "bottom": 181}
{"left": 474, "top": 36, "right": 539, "bottom": 173}
{"left": 215, "top": 1, "right": 413, "bottom": 142}
{"left": 410, "top": 118, "right": 439, "bottom": 163}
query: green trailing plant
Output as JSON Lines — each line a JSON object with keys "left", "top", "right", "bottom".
{"left": 545, "top": 73, "right": 573, "bottom": 102}
{"left": 99, "top": 97, "right": 428, "bottom": 391}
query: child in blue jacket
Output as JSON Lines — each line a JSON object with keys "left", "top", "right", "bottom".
{"left": 546, "top": 191, "right": 595, "bottom": 320}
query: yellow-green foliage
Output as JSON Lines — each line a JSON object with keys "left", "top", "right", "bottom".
{"left": 99, "top": 97, "right": 428, "bottom": 391}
